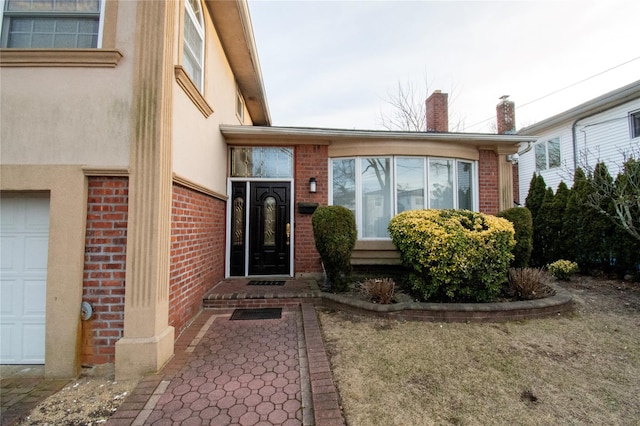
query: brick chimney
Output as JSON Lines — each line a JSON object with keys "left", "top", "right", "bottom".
{"left": 496, "top": 95, "right": 516, "bottom": 134}
{"left": 426, "top": 90, "right": 448, "bottom": 132}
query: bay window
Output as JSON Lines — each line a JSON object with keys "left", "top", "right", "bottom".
{"left": 330, "top": 156, "right": 477, "bottom": 239}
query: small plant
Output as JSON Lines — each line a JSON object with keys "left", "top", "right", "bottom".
{"left": 360, "top": 278, "right": 396, "bottom": 304}
{"left": 508, "top": 267, "right": 553, "bottom": 300}
{"left": 548, "top": 260, "right": 579, "bottom": 280}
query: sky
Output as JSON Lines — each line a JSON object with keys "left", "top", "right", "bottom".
{"left": 247, "top": 0, "right": 640, "bottom": 133}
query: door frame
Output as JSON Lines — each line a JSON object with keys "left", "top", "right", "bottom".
{"left": 226, "top": 178, "right": 294, "bottom": 277}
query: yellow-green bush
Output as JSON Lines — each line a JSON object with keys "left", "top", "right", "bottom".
{"left": 388, "top": 209, "right": 515, "bottom": 302}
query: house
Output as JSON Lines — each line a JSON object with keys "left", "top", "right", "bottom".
{"left": 0, "top": 0, "right": 533, "bottom": 380}
{"left": 516, "top": 80, "right": 640, "bottom": 200}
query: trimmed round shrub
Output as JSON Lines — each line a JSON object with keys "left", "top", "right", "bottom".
{"left": 548, "top": 259, "right": 579, "bottom": 281}
{"left": 388, "top": 209, "right": 515, "bottom": 302}
{"left": 497, "top": 207, "right": 533, "bottom": 268}
{"left": 312, "top": 206, "right": 357, "bottom": 292}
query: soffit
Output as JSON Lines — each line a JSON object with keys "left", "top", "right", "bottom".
{"left": 204, "top": 0, "right": 270, "bottom": 126}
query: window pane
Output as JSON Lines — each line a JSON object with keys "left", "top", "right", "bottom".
{"left": 361, "top": 158, "right": 391, "bottom": 238}
{"left": 535, "top": 143, "right": 547, "bottom": 171}
{"left": 429, "top": 159, "right": 454, "bottom": 209}
{"left": 547, "top": 138, "right": 561, "bottom": 169}
{"left": 332, "top": 159, "right": 356, "bottom": 212}
{"left": 632, "top": 113, "right": 640, "bottom": 138}
{"left": 457, "top": 161, "right": 473, "bottom": 210}
{"left": 396, "top": 158, "right": 424, "bottom": 213}
{"left": 230, "top": 148, "right": 293, "bottom": 178}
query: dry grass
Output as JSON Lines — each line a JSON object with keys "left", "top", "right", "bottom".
{"left": 318, "top": 277, "right": 640, "bottom": 425}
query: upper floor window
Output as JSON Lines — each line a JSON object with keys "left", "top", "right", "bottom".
{"left": 331, "top": 156, "right": 476, "bottom": 239}
{"left": 535, "top": 137, "right": 561, "bottom": 171}
{"left": 183, "top": 0, "right": 204, "bottom": 92}
{"left": 1, "top": 0, "right": 102, "bottom": 48}
{"left": 630, "top": 110, "right": 640, "bottom": 139}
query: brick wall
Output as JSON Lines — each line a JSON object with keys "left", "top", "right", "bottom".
{"left": 478, "top": 149, "right": 500, "bottom": 215}
{"left": 294, "top": 145, "right": 328, "bottom": 274}
{"left": 82, "top": 177, "right": 128, "bottom": 366}
{"left": 170, "top": 184, "right": 225, "bottom": 336}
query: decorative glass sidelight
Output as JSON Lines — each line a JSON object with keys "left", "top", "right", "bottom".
{"left": 232, "top": 196, "right": 244, "bottom": 246}
{"left": 264, "top": 196, "right": 276, "bottom": 246}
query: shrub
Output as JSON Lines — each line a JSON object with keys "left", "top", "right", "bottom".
{"left": 388, "top": 209, "right": 515, "bottom": 302}
{"left": 360, "top": 278, "right": 396, "bottom": 304}
{"left": 496, "top": 207, "right": 533, "bottom": 268}
{"left": 312, "top": 206, "right": 357, "bottom": 292}
{"left": 508, "top": 267, "right": 553, "bottom": 300}
{"left": 548, "top": 260, "right": 579, "bottom": 281}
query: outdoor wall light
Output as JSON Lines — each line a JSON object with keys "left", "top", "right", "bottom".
{"left": 309, "top": 177, "right": 317, "bottom": 193}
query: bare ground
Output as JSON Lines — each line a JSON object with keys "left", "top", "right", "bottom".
{"left": 18, "top": 366, "right": 138, "bottom": 426}
{"left": 318, "top": 275, "right": 640, "bottom": 425}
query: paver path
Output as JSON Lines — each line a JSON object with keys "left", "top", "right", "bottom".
{"left": 129, "top": 308, "right": 307, "bottom": 426}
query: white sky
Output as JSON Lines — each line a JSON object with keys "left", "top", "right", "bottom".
{"left": 247, "top": 0, "right": 640, "bottom": 133}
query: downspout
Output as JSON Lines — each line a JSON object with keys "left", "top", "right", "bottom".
{"left": 572, "top": 109, "right": 613, "bottom": 173}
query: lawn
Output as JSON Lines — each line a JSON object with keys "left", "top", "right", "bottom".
{"left": 318, "top": 276, "right": 640, "bottom": 425}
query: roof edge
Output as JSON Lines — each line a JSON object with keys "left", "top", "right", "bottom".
{"left": 221, "top": 125, "right": 537, "bottom": 144}
{"left": 518, "top": 79, "right": 640, "bottom": 135}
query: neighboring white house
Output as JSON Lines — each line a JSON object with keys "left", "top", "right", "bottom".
{"left": 517, "top": 80, "right": 640, "bottom": 201}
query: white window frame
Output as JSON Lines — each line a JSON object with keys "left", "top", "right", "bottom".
{"left": 329, "top": 156, "right": 479, "bottom": 240}
{"left": 0, "top": 0, "right": 105, "bottom": 48}
{"left": 535, "top": 137, "right": 561, "bottom": 171}
{"left": 630, "top": 110, "right": 640, "bottom": 139}
{"left": 183, "top": 0, "right": 205, "bottom": 93}
{"left": 236, "top": 84, "right": 245, "bottom": 122}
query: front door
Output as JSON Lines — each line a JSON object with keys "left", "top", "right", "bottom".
{"left": 230, "top": 182, "right": 291, "bottom": 276}
{"left": 250, "top": 182, "right": 291, "bottom": 275}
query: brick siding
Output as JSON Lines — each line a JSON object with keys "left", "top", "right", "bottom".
{"left": 169, "top": 184, "right": 225, "bottom": 336}
{"left": 294, "top": 145, "right": 328, "bottom": 274}
{"left": 478, "top": 149, "right": 500, "bottom": 214}
{"left": 81, "top": 177, "right": 128, "bottom": 366}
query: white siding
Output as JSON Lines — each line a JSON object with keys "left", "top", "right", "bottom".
{"left": 518, "top": 98, "right": 640, "bottom": 201}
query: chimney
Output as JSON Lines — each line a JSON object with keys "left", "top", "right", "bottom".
{"left": 426, "top": 90, "right": 448, "bottom": 132}
{"left": 496, "top": 95, "right": 516, "bottom": 134}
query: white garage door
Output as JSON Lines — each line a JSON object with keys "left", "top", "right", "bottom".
{"left": 1, "top": 195, "right": 49, "bottom": 364}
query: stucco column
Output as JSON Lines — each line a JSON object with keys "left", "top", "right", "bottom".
{"left": 115, "top": 1, "right": 175, "bottom": 379}
{"left": 496, "top": 147, "right": 517, "bottom": 212}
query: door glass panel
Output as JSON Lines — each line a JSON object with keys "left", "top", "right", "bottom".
{"left": 263, "top": 196, "right": 276, "bottom": 246}
{"left": 232, "top": 196, "right": 244, "bottom": 246}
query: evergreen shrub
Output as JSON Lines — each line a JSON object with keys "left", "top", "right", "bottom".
{"left": 312, "top": 206, "right": 357, "bottom": 292}
{"left": 497, "top": 207, "right": 533, "bottom": 268}
{"left": 388, "top": 209, "right": 515, "bottom": 302}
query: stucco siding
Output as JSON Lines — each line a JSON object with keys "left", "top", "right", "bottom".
{"left": 0, "top": 2, "right": 137, "bottom": 168}
{"left": 172, "top": 3, "right": 251, "bottom": 196}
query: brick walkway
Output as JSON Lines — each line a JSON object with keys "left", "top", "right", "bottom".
{"left": 107, "top": 303, "right": 343, "bottom": 426}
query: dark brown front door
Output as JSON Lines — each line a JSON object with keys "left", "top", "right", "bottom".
{"left": 249, "top": 182, "right": 291, "bottom": 275}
